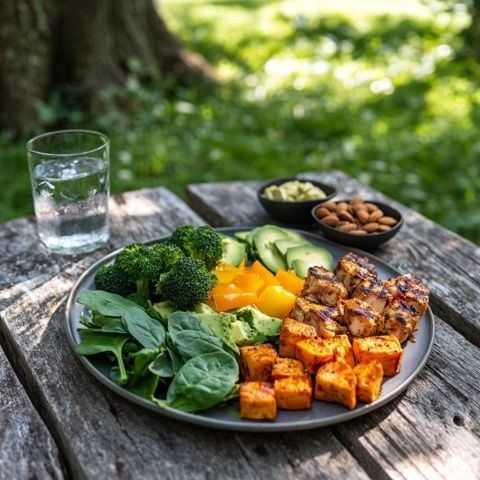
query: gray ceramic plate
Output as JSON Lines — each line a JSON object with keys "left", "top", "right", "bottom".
{"left": 66, "top": 227, "right": 434, "bottom": 432}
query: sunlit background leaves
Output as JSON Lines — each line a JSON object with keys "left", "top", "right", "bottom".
{"left": 1, "top": 0, "right": 479, "bottom": 243}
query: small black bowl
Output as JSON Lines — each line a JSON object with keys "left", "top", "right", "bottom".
{"left": 258, "top": 176, "right": 337, "bottom": 225}
{"left": 312, "top": 199, "right": 403, "bottom": 249}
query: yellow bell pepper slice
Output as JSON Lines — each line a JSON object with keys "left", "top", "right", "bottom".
{"left": 210, "top": 283, "right": 243, "bottom": 297}
{"left": 250, "top": 261, "right": 280, "bottom": 287}
{"left": 275, "top": 269, "right": 304, "bottom": 296}
{"left": 213, "top": 292, "right": 257, "bottom": 312}
{"left": 256, "top": 286, "right": 296, "bottom": 319}
{"left": 233, "top": 272, "right": 265, "bottom": 295}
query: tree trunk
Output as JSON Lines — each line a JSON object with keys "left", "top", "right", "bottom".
{"left": 0, "top": 0, "right": 212, "bottom": 137}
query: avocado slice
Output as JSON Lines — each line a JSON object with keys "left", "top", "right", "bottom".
{"left": 234, "top": 231, "right": 250, "bottom": 242}
{"left": 274, "top": 238, "right": 307, "bottom": 257}
{"left": 252, "top": 225, "right": 289, "bottom": 272}
{"left": 286, "top": 245, "right": 334, "bottom": 277}
{"left": 221, "top": 235, "right": 246, "bottom": 266}
{"left": 284, "top": 229, "right": 308, "bottom": 243}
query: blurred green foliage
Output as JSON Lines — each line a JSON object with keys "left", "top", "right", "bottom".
{"left": 1, "top": 0, "right": 479, "bottom": 243}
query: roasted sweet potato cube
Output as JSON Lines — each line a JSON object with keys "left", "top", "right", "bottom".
{"left": 279, "top": 318, "right": 317, "bottom": 358}
{"left": 324, "top": 335, "right": 355, "bottom": 368}
{"left": 239, "top": 382, "right": 277, "bottom": 420}
{"left": 353, "top": 361, "right": 384, "bottom": 403}
{"left": 314, "top": 361, "right": 357, "bottom": 410}
{"left": 352, "top": 335, "right": 403, "bottom": 376}
{"left": 274, "top": 375, "right": 312, "bottom": 410}
{"left": 240, "top": 344, "right": 278, "bottom": 381}
{"left": 295, "top": 338, "right": 334, "bottom": 374}
{"left": 271, "top": 357, "right": 305, "bottom": 381}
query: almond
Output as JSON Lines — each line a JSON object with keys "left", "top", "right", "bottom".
{"left": 350, "top": 195, "right": 364, "bottom": 205}
{"left": 357, "top": 210, "right": 370, "bottom": 224}
{"left": 337, "top": 223, "right": 357, "bottom": 232}
{"left": 322, "top": 214, "right": 339, "bottom": 227}
{"left": 315, "top": 207, "right": 330, "bottom": 218}
{"left": 350, "top": 229, "right": 367, "bottom": 235}
{"left": 337, "top": 202, "right": 349, "bottom": 214}
{"left": 338, "top": 211, "right": 354, "bottom": 222}
{"left": 378, "top": 225, "right": 392, "bottom": 232}
{"left": 323, "top": 202, "right": 337, "bottom": 212}
{"left": 365, "top": 202, "right": 379, "bottom": 213}
{"left": 369, "top": 210, "right": 384, "bottom": 222}
{"left": 364, "top": 222, "right": 380, "bottom": 233}
{"left": 353, "top": 204, "right": 367, "bottom": 214}
{"left": 378, "top": 216, "right": 397, "bottom": 226}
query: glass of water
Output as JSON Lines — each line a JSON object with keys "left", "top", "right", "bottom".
{"left": 27, "top": 130, "right": 110, "bottom": 255}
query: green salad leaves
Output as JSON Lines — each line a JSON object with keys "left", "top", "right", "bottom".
{"left": 76, "top": 290, "right": 239, "bottom": 412}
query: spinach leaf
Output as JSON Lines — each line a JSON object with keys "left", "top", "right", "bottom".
{"left": 122, "top": 306, "right": 165, "bottom": 350}
{"left": 128, "top": 372, "right": 160, "bottom": 400}
{"left": 168, "top": 311, "right": 213, "bottom": 336}
{"left": 149, "top": 347, "right": 183, "bottom": 378}
{"left": 172, "top": 330, "right": 224, "bottom": 359}
{"left": 158, "top": 351, "right": 239, "bottom": 412}
{"left": 77, "top": 327, "right": 102, "bottom": 336}
{"left": 102, "top": 317, "right": 129, "bottom": 334}
{"left": 168, "top": 311, "right": 225, "bottom": 359}
{"left": 76, "top": 334, "right": 129, "bottom": 383}
{"left": 77, "top": 290, "right": 139, "bottom": 317}
{"left": 127, "top": 348, "right": 158, "bottom": 386}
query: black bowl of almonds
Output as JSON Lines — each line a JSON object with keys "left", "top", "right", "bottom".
{"left": 258, "top": 176, "right": 337, "bottom": 225}
{"left": 312, "top": 196, "right": 403, "bottom": 249}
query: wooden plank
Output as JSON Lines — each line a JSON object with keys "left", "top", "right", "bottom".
{"left": 0, "top": 187, "right": 369, "bottom": 480}
{"left": 0, "top": 345, "right": 64, "bottom": 480}
{"left": 186, "top": 171, "right": 480, "bottom": 347}
{"left": 186, "top": 175, "right": 480, "bottom": 480}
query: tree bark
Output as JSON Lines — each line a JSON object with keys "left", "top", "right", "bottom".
{"left": 0, "top": 0, "right": 212, "bottom": 137}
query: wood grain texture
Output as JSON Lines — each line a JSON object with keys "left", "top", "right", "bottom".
{"left": 0, "top": 187, "right": 369, "bottom": 480}
{"left": 187, "top": 172, "right": 480, "bottom": 480}
{"left": 0, "top": 345, "right": 64, "bottom": 480}
{"left": 186, "top": 171, "right": 480, "bottom": 347}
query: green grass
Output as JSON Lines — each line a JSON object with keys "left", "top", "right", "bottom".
{"left": 2, "top": 0, "right": 479, "bottom": 243}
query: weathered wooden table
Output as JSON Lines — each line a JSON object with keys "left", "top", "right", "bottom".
{"left": 0, "top": 170, "right": 479, "bottom": 480}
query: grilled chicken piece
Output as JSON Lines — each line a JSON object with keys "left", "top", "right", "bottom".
{"left": 343, "top": 298, "right": 382, "bottom": 337}
{"left": 387, "top": 274, "right": 429, "bottom": 316}
{"left": 382, "top": 299, "right": 420, "bottom": 343}
{"left": 301, "top": 266, "right": 348, "bottom": 307}
{"left": 335, "top": 252, "right": 377, "bottom": 294}
{"left": 352, "top": 279, "right": 391, "bottom": 313}
{"left": 290, "top": 297, "right": 345, "bottom": 339}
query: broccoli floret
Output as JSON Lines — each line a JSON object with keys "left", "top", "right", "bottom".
{"left": 94, "top": 264, "right": 135, "bottom": 296}
{"left": 126, "top": 292, "right": 150, "bottom": 308}
{"left": 114, "top": 242, "right": 184, "bottom": 299}
{"left": 169, "top": 225, "right": 223, "bottom": 270}
{"left": 115, "top": 243, "right": 147, "bottom": 276}
{"left": 156, "top": 257, "right": 217, "bottom": 310}
{"left": 149, "top": 243, "right": 184, "bottom": 272}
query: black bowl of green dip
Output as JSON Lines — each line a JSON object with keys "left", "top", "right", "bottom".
{"left": 258, "top": 176, "right": 337, "bottom": 225}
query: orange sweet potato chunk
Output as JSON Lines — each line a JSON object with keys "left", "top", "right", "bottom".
{"left": 240, "top": 382, "right": 277, "bottom": 420}
{"left": 353, "top": 361, "right": 384, "bottom": 403}
{"left": 352, "top": 335, "right": 403, "bottom": 376}
{"left": 314, "top": 361, "right": 357, "bottom": 410}
{"left": 324, "top": 335, "right": 355, "bottom": 368}
{"left": 240, "top": 344, "right": 278, "bottom": 381}
{"left": 274, "top": 376, "right": 312, "bottom": 410}
{"left": 271, "top": 357, "right": 305, "bottom": 381}
{"left": 295, "top": 338, "right": 335, "bottom": 374}
{"left": 279, "top": 318, "right": 317, "bottom": 358}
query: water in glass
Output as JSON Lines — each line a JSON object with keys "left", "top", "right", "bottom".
{"left": 31, "top": 156, "right": 109, "bottom": 254}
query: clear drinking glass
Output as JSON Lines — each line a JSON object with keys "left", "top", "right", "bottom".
{"left": 27, "top": 130, "right": 110, "bottom": 255}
